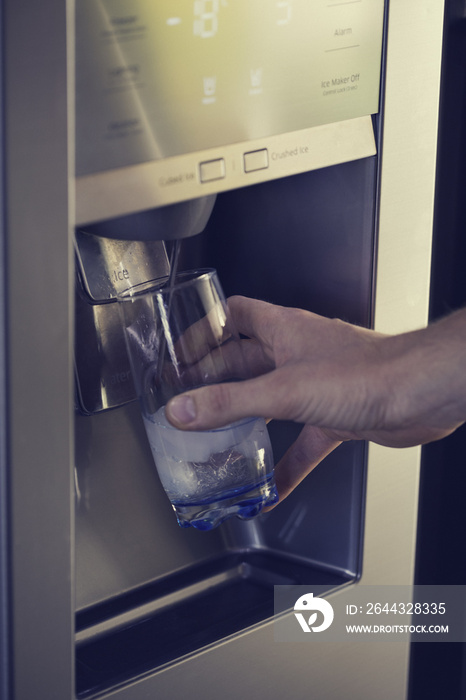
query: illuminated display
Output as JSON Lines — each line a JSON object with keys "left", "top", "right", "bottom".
{"left": 76, "top": 0, "right": 385, "bottom": 177}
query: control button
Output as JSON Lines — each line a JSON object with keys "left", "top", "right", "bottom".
{"left": 244, "top": 148, "right": 269, "bottom": 173}
{"left": 199, "top": 158, "right": 226, "bottom": 182}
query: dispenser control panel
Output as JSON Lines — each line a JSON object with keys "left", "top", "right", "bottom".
{"left": 75, "top": 0, "right": 385, "bottom": 223}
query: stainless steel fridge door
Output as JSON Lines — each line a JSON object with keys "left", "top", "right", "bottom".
{"left": 0, "top": 0, "right": 446, "bottom": 698}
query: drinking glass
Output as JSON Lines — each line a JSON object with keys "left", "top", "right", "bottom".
{"left": 118, "top": 268, "right": 278, "bottom": 530}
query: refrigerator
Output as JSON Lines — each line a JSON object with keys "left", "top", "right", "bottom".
{"left": 1, "top": 1, "right": 460, "bottom": 698}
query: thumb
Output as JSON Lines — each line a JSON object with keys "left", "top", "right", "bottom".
{"left": 165, "top": 368, "right": 301, "bottom": 430}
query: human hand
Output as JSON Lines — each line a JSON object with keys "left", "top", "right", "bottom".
{"left": 166, "top": 296, "right": 466, "bottom": 504}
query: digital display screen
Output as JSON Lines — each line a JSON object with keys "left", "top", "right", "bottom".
{"left": 76, "top": 0, "right": 385, "bottom": 177}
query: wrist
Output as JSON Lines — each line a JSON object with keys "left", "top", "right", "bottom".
{"left": 381, "top": 315, "right": 466, "bottom": 438}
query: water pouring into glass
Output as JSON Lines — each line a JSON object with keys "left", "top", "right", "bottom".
{"left": 118, "top": 268, "right": 278, "bottom": 530}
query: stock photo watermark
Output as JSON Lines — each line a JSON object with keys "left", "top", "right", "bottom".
{"left": 274, "top": 585, "right": 466, "bottom": 643}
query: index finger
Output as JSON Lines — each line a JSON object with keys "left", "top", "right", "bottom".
{"left": 227, "top": 295, "right": 285, "bottom": 347}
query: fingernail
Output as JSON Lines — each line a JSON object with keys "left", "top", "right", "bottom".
{"left": 167, "top": 395, "right": 197, "bottom": 425}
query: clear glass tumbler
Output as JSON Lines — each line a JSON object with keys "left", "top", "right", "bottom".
{"left": 118, "top": 268, "right": 278, "bottom": 530}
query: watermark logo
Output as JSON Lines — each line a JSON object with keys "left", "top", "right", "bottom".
{"left": 275, "top": 585, "right": 461, "bottom": 643}
{"left": 294, "top": 592, "right": 334, "bottom": 633}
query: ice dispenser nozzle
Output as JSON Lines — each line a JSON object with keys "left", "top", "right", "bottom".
{"left": 74, "top": 195, "right": 217, "bottom": 414}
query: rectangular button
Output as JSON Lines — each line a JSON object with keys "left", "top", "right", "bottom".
{"left": 199, "top": 158, "right": 226, "bottom": 182}
{"left": 244, "top": 149, "right": 269, "bottom": 173}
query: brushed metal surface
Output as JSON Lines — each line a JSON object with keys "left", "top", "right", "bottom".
{"left": 75, "top": 232, "right": 169, "bottom": 302}
{"left": 1, "top": 1, "right": 74, "bottom": 699}
{"left": 75, "top": 0, "right": 384, "bottom": 180}
{"left": 74, "top": 233, "right": 169, "bottom": 413}
{"left": 76, "top": 117, "right": 377, "bottom": 225}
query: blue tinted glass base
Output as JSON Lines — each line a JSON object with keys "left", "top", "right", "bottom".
{"left": 171, "top": 477, "right": 279, "bottom": 530}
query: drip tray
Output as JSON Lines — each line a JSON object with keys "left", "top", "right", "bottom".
{"left": 75, "top": 550, "right": 352, "bottom": 697}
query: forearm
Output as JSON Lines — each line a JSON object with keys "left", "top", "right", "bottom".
{"left": 381, "top": 307, "right": 466, "bottom": 440}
